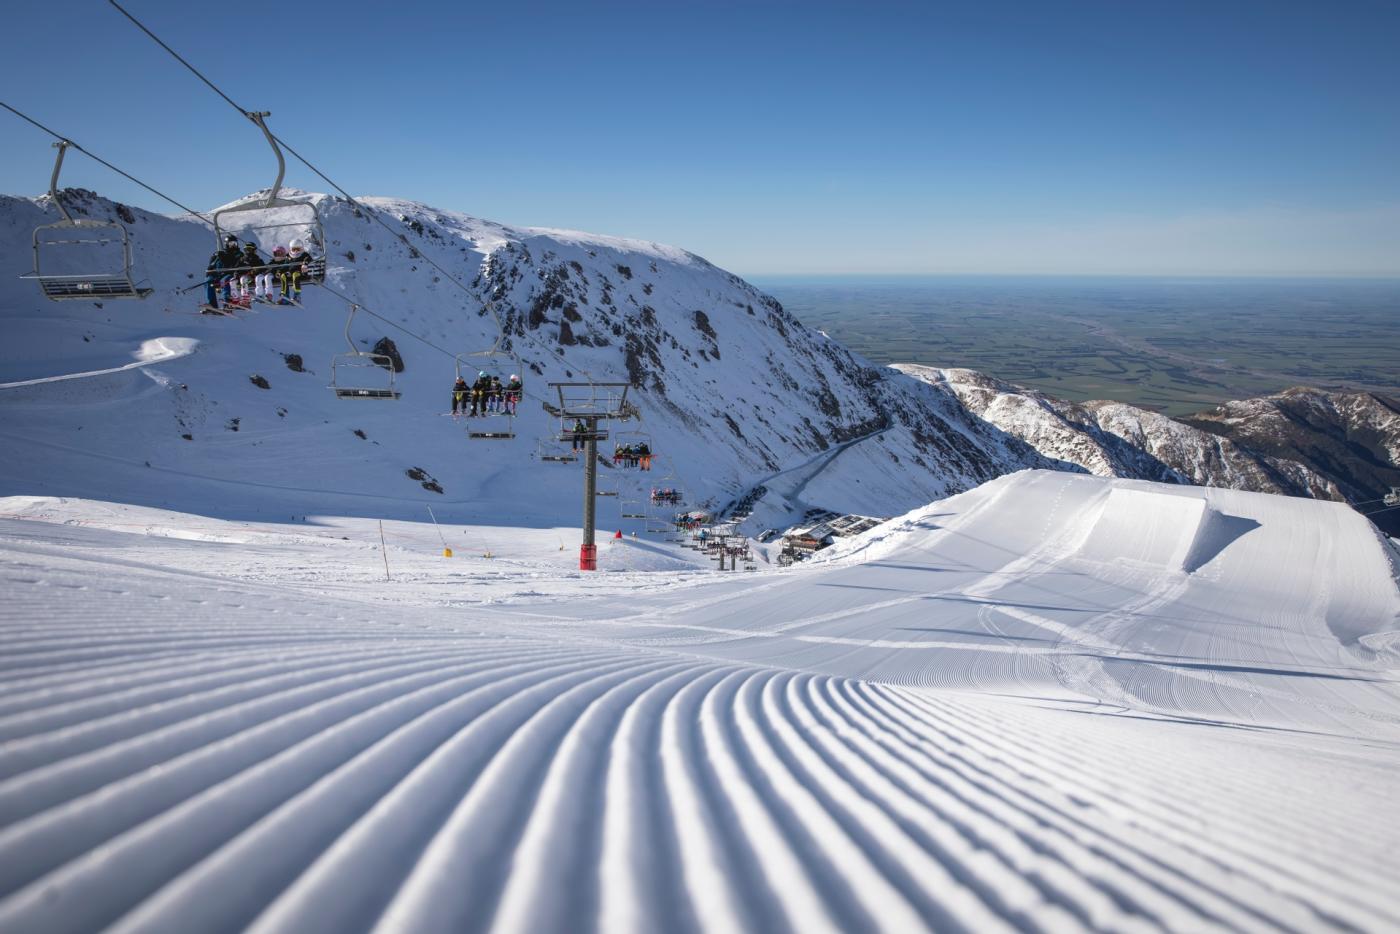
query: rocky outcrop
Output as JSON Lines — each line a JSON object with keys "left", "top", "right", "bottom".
{"left": 1181, "top": 389, "right": 1400, "bottom": 528}
{"left": 896, "top": 365, "right": 1347, "bottom": 504}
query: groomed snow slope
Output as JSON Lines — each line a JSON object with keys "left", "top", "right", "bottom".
{"left": 1, "top": 470, "right": 1398, "bottom": 932}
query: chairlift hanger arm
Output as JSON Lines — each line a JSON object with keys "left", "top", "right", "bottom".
{"left": 344, "top": 304, "right": 361, "bottom": 354}
{"left": 48, "top": 141, "right": 74, "bottom": 224}
{"left": 245, "top": 111, "right": 285, "bottom": 207}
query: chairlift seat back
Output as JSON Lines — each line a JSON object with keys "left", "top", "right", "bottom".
{"left": 329, "top": 351, "right": 399, "bottom": 401}
{"left": 25, "top": 219, "right": 151, "bottom": 302}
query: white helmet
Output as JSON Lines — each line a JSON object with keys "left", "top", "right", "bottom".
{"left": 510, "top": 374, "right": 518, "bottom": 381}
{"left": 289, "top": 238, "right": 305, "bottom": 251}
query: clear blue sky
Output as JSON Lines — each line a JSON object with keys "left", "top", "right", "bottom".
{"left": 3, "top": 0, "right": 1398, "bottom": 276}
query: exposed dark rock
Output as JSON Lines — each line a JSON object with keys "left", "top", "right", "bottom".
{"left": 249, "top": 374, "right": 270, "bottom": 390}
{"left": 406, "top": 466, "right": 443, "bottom": 494}
{"left": 693, "top": 310, "right": 717, "bottom": 340}
{"left": 371, "top": 338, "right": 404, "bottom": 372}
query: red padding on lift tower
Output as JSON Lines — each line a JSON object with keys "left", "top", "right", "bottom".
{"left": 580, "top": 543, "right": 598, "bottom": 571}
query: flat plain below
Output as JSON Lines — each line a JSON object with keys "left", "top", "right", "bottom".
{"left": 756, "top": 276, "right": 1400, "bottom": 416}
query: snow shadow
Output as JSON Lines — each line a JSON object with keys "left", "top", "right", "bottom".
{"left": 1182, "top": 511, "right": 1261, "bottom": 574}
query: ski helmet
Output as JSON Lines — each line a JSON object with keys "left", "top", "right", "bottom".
{"left": 289, "top": 238, "right": 305, "bottom": 251}
{"left": 478, "top": 371, "right": 486, "bottom": 378}
{"left": 510, "top": 374, "right": 518, "bottom": 381}
{"left": 273, "top": 246, "right": 288, "bottom": 256}
{"left": 224, "top": 234, "right": 238, "bottom": 245}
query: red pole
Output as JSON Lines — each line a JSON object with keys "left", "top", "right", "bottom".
{"left": 580, "top": 543, "right": 597, "bottom": 571}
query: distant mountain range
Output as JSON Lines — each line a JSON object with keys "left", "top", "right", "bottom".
{"left": 897, "top": 366, "right": 1400, "bottom": 535}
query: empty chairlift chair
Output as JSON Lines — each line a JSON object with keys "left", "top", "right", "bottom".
{"left": 329, "top": 304, "right": 400, "bottom": 400}
{"left": 22, "top": 141, "right": 152, "bottom": 301}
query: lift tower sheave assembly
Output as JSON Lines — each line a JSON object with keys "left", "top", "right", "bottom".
{"left": 545, "top": 382, "right": 634, "bottom": 570}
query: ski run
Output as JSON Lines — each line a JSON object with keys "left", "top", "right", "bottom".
{"left": 0, "top": 471, "right": 1397, "bottom": 932}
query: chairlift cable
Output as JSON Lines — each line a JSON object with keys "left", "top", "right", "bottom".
{"left": 107, "top": 1, "right": 250, "bottom": 118}
{"left": 0, "top": 100, "right": 210, "bottom": 223}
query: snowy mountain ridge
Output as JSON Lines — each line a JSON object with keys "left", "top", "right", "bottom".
{"left": 2, "top": 186, "right": 1390, "bottom": 535}
{"left": 0, "top": 188, "right": 1053, "bottom": 527}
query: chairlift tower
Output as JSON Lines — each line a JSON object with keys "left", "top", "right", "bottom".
{"left": 544, "top": 382, "right": 634, "bottom": 570}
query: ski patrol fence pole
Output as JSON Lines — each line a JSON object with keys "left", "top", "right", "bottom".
{"left": 378, "top": 520, "right": 391, "bottom": 581}
{"left": 426, "top": 505, "right": 451, "bottom": 557}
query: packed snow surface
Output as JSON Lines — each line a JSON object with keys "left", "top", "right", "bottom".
{"left": 1, "top": 469, "right": 1398, "bottom": 932}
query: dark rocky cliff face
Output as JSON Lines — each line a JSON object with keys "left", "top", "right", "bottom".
{"left": 1181, "top": 388, "right": 1400, "bottom": 533}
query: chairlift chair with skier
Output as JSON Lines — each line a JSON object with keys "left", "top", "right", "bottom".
{"left": 208, "top": 112, "right": 326, "bottom": 306}
{"left": 456, "top": 346, "right": 521, "bottom": 440}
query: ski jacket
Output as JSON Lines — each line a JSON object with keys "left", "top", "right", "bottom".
{"left": 207, "top": 246, "right": 242, "bottom": 276}
{"left": 240, "top": 247, "right": 266, "bottom": 274}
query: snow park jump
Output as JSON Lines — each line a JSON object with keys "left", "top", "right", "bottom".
{"left": 2, "top": 1, "right": 1400, "bottom": 931}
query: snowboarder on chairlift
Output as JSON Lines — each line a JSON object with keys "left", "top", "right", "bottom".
{"left": 268, "top": 247, "right": 296, "bottom": 304}
{"left": 487, "top": 375, "right": 504, "bottom": 413}
{"left": 571, "top": 419, "right": 588, "bottom": 451}
{"left": 636, "top": 442, "right": 652, "bottom": 471}
{"left": 451, "top": 375, "right": 468, "bottom": 415}
{"left": 504, "top": 374, "right": 522, "bottom": 415}
{"left": 277, "top": 238, "right": 314, "bottom": 303}
{"left": 204, "top": 235, "right": 243, "bottom": 310}
{"left": 470, "top": 371, "right": 492, "bottom": 416}
{"left": 237, "top": 241, "right": 267, "bottom": 302}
